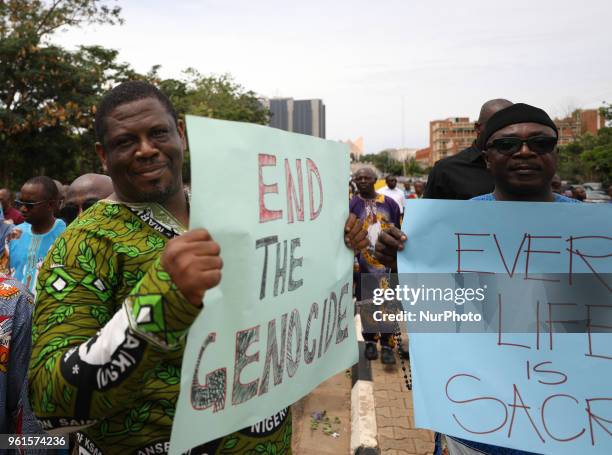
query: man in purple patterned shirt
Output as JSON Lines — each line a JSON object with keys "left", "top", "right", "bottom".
{"left": 350, "top": 167, "right": 401, "bottom": 364}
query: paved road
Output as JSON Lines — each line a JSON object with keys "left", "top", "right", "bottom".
{"left": 291, "top": 333, "right": 435, "bottom": 455}
{"left": 372, "top": 356, "right": 435, "bottom": 455}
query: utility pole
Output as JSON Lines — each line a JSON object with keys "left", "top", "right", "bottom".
{"left": 401, "top": 95, "right": 405, "bottom": 148}
{"left": 401, "top": 96, "right": 406, "bottom": 176}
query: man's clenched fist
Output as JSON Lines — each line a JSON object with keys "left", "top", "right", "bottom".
{"left": 344, "top": 213, "right": 369, "bottom": 252}
{"left": 161, "top": 229, "right": 223, "bottom": 307}
{"left": 374, "top": 226, "right": 406, "bottom": 268}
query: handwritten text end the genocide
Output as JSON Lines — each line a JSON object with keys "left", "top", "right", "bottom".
{"left": 189, "top": 153, "right": 351, "bottom": 413}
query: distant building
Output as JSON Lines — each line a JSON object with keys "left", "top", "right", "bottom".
{"left": 554, "top": 109, "right": 606, "bottom": 145}
{"left": 343, "top": 137, "right": 365, "bottom": 161}
{"left": 426, "top": 108, "right": 607, "bottom": 166}
{"left": 429, "top": 117, "right": 476, "bottom": 164}
{"left": 386, "top": 147, "right": 418, "bottom": 162}
{"left": 263, "top": 97, "right": 326, "bottom": 138}
{"left": 415, "top": 147, "right": 431, "bottom": 167}
{"left": 266, "top": 98, "right": 293, "bottom": 132}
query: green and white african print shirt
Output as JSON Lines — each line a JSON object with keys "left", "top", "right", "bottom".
{"left": 29, "top": 201, "right": 291, "bottom": 455}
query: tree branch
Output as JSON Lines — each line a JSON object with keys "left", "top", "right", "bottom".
{"left": 35, "top": 0, "right": 64, "bottom": 37}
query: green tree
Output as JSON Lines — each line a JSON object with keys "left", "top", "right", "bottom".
{"left": 0, "top": 0, "right": 125, "bottom": 187}
{"left": 558, "top": 127, "right": 612, "bottom": 184}
{"left": 358, "top": 152, "right": 423, "bottom": 177}
{"left": 404, "top": 157, "right": 423, "bottom": 176}
{"left": 1, "top": 1, "right": 268, "bottom": 188}
{"left": 145, "top": 67, "right": 270, "bottom": 183}
{"left": 149, "top": 67, "right": 269, "bottom": 125}
{"left": 600, "top": 102, "right": 612, "bottom": 125}
{"left": 359, "top": 151, "right": 400, "bottom": 175}
{"left": 580, "top": 128, "right": 612, "bottom": 184}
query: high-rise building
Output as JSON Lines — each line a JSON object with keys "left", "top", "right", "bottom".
{"left": 267, "top": 98, "right": 293, "bottom": 132}
{"left": 263, "top": 97, "right": 326, "bottom": 138}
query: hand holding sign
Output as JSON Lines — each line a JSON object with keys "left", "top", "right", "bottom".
{"left": 344, "top": 213, "right": 368, "bottom": 252}
{"left": 375, "top": 225, "right": 407, "bottom": 267}
{"left": 161, "top": 228, "right": 223, "bottom": 307}
{"left": 170, "top": 116, "right": 357, "bottom": 454}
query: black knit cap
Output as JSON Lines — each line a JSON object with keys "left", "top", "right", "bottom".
{"left": 481, "top": 103, "right": 558, "bottom": 150}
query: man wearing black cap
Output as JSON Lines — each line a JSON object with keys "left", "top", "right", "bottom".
{"left": 472, "top": 103, "right": 577, "bottom": 203}
{"left": 374, "top": 103, "right": 579, "bottom": 455}
{"left": 424, "top": 99, "right": 513, "bottom": 200}
{"left": 443, "top": 104, "right": 579, "bottom": 454}
{"left": 375, "top": 103, "right": 578, "bottom": 266}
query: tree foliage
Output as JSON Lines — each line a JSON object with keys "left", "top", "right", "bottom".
{"left": 558, "top": 127, "right": 612, "bottom": 185}
{"left": 600, "top": 102, "right": 612, "bottom": 125}
{"left": 0, "top": 0, "right": 269, "bottom": 189}
{"left": 0, "top": 0, "right": 123, "bottom": 38}
{"left": 404, "top": 157, "right": 423, "bottom": 176}
{"left": 0, "top": 0, "right": 126, "bottom": 186}
{"left": 357, "top": 151, "right": 424, "bottom": 177}
{"left": 139, "top": 67, "right": 269, "bottom": 183}
{"left": 155, "top": 68, "right": 269, "bottom": 125}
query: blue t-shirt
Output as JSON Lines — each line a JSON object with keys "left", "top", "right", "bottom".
{"left": 471, "top": 192, "right": 580, "bottom": 203}
{"left": 8, "top": 219, "right": 66, "bottom": 294}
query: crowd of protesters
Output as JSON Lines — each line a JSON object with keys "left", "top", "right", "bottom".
{"left": 0, "top": 82, "right": 607, "bottom": 455}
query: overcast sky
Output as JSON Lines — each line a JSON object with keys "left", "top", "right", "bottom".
{"left": 54, "top": 0, "right": 612, "bottom": 153}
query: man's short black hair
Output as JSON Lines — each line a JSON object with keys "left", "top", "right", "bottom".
{"left": 94, "top": 81, "right": 179, "bottom": 145}
{"left": 24, "top": 176, "right": 59, "bottom": 200}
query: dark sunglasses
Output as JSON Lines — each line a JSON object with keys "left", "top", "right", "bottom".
{"left": 59, "top": 199, "right": 99, "bottom": 224}
{"left": 487, "top": 136, "right": 557, "bottom": 156}
{"left": 15, "top": 199, "right": 50, "bottom": 209}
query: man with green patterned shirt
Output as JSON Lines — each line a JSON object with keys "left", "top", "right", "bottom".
{"left": 29, "top": 81, "right": 368, "bottom": 455}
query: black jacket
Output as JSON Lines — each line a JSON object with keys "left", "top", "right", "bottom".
{"left": 424, "top": 145, "right": 494, "bottom": 200}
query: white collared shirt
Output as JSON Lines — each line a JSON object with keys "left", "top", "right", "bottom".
{"left": 377, "top": 186, "right": 405, "bottom": 214}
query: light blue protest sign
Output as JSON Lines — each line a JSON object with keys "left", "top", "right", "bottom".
{"left": 169, "top": 116, "right": 356, "bottom": 454}
{"left": 399, "top": 200, "right": 611, "bottom": 455}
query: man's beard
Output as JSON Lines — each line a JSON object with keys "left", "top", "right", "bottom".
{"left": 136, "top": 180, "right": 182, "bottom": 203}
